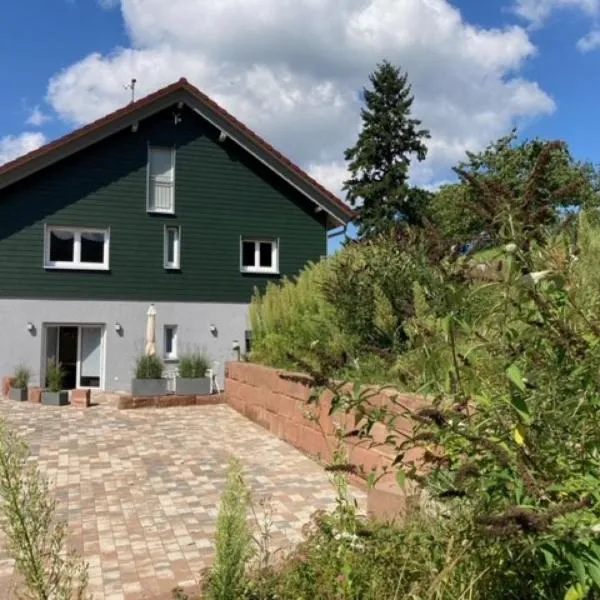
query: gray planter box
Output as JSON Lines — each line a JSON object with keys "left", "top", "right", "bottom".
{"left": 175, "top": 377, "right": 211, "bottom": 396}
{"left": 131, "top": 379, "right": 168, "bottom": 397}
{"left": 9, "top": 388, "right": 27, "bottom": 402}
{"left": 42, "top": 391, "right": 69, "bottom": 406}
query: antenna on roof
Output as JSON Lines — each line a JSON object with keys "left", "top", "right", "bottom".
{"left": 124, "top": 78, "right": 137, "bottom": 104}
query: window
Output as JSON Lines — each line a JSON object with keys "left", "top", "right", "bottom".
{"left": 164, "top": 226, "right": 181, "bottom": 269}
{"left": 240, "top": 238, "right": 279, "bottom": 274}
{"left": 45, "top": 227, "right": 110, "bottom": 270}
{"left": 164, "top": 325, "right": 178, "bottom": 360}
{"left": 148, "top": 146, "right": 175, "bottom": 213}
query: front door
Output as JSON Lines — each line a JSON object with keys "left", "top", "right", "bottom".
{"left": 44, "top": 324, "right": 104, "bottom": 390}
{"left": 58, "top": 326, "right": 78, "bottom": 389}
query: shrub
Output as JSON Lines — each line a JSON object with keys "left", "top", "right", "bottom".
{"left": 135, "top": 354, "right": 164, "bottom": 379}
{"left": 45, "top": 361, "right": 63, "bottom": 393}
{"left": 299, "top": 145, "right": 600, "bottom": 596}
{"left": 179, "top": 352, "right": 210, "bottom": 378}
{"left": 249, "top": 260, "right": 353, "bottom": 373}
{"left": 13, "top": 365, "right": 30, "bottom": 390}
{"left": 204, "top": 458, "right": 253, "bottom": 600}
{"left": 0, "top": 420, "right": 89, "bottom": 598}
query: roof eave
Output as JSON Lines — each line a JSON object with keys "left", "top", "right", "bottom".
{"left": 0, "top": 81, "right": 355, "bottom": 227}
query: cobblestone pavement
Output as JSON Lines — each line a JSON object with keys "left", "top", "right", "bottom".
{"left": 0, "top": 398, "right": 365, "bottom": 599}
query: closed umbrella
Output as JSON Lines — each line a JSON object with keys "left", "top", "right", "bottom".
{"left": 145, "top": 304, "right": 157, "bottom": 357}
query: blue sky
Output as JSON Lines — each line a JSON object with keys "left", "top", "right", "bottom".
{"left": 1, "top": 0, "right": 600, "bottom": 222}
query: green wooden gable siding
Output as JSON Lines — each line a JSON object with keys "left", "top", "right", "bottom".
{"left": 0, "top": 106, "right": 327, "bottom": 302}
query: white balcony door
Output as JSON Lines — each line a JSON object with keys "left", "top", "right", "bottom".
{"left": 43, "top": 324, "right": 104, "bottom": 389}
{"left": 79, "top": 326, "right": 103, "bottom": 388}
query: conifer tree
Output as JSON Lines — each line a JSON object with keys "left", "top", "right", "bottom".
{"left": 344, "top": 61, "right": 430, "bottom": 237}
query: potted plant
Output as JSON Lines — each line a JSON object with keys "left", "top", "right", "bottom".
{"left": 175, "top": 352, "right": 212, "bottom": 395}
{"left": 131, "top": 355, "right": 167, "bottom": 396}
{"left": 42, "top": 362, "right": 69, "bottom": 406}
{"left": 9, "top": 365, "right": 30, "bottom": 401}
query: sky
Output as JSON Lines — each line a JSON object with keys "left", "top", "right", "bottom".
{"left": 1, "top": 0, "right": 600, "bottom": 234}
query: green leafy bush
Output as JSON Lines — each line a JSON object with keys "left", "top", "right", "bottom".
{"left": 300, "top": 144, "right": 600, "bottom": 598}
{"left": 179, "top": 352, "right": 210, "bottom": 378}
{"left": 135, "top": 354, "right": 164, "bottom": 379}
{"left": 45, "top": 361, "right": 63, "bottom": 393}
{"left": 13, "top": 365, "right": 30, "bottom": 390}
{"left": 249, "top": 261, "right": 353, "bottom": 373}
{"left": 204, "top": 458, "right": 253, "bottom": 600}
{"left": 243, "top": 141, "right": 600, "bottom": 598}
{"left": 0, "top": 420, "right": 89, "bottom": 598}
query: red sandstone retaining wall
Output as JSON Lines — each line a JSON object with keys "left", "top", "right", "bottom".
{"left": 225, "top": 361, "right": 428, "bottom": 520}
{"left": 118, "top": 393, "right": 226, "bottom": 410}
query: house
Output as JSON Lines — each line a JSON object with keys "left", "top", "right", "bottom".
{"left": 0, "top": 78, "right": 354, "bottom": 393}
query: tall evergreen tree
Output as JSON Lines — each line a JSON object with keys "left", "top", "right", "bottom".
{"left": 344, "top": 61, "right": 430, "bottom": 237}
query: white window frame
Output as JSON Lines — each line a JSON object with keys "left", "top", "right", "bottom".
{"left": 163, "top": 325, "right": 178, "bottom": 360}
{"left": 164, "top": 225, "right": 181, "bottom": 270}
{"left": 240, "top": 238, "right": 279, "bottom": 274}
{"left": 147, "top": 146, "right": 176, "bottom": 214}
{"left": 44, "top": 226, "right": 110, "bottom": 271}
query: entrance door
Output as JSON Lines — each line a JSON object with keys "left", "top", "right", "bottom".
{"left": 58, "top": 327, "right": 78, "bottom": 389}
{"left": 44, "top": 325, "right": 104, "bottom": 390}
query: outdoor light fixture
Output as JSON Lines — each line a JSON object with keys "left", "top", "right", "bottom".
{"left": 232, "top": 340, "right": 240, "bottom": 351}
{"left": 209, "top": 324, "right": 217, "bottom": 335}
{"left": 114, "top": 322, "right": 123, "bottom": 334}
{"left": 26, "top": 322, "right": 34, "bottom": 333}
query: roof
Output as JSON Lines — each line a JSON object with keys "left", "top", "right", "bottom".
{"left": 0, "top": 78, "right": 355, "bottom": 228}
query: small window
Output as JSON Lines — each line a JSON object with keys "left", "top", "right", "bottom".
{"left": 164, "top": 325, "right": 178, "bottom": 360}
{"left": 148, "top": 146, "right": 175, "bottom": 213}
{"left": 45, "top": 227, "right": 109, "bottom": 270}
{"left": 164, "top": 226, "right": 180, "bottom": 269}
{"left": 241, "top": 238, "right": 278, "bottom": 274}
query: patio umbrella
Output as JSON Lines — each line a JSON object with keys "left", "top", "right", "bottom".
{"left": 145, "top": 304, "right": 157, "bottom": 357}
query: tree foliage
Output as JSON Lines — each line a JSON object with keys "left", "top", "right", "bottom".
{"left": 344, "top": 60, "right": 430, "bottom": 237}
{"left": 428, "top": 130, "right": 600, "bottom": 244}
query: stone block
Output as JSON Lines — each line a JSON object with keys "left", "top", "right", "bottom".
{"left": 367, "top": 486, "right": 409, "bottom": 523}
{"left": 71, "top": 388, "right": 91, "bottom": 408}
{"left": 28, "top": 387, "right": 42, "bottom": 404}
{"left": 278, "top": 394, "right": 298, "bottom": 419}
{"left": 2, "top": 376, "right": 15, "bottom": 397}
{"left": 301, "top": 425, "right": 327, "bottom": 459}
{"left": 283, "top": 421, "right": 301, "bottom": 447}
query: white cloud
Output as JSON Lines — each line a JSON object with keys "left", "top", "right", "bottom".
{"left": 513, "top": 0, "right": 599, "bottom": 26}
{"left": 577, "top": 28, "right": 600, "bottom": 50}
{"left": 44, "top": 0, "right": 555, "bottom": 195}
{"left": 26, "top": 105, "right": 52, "bottom": 127}
{"left": 0, "top": 133, "right": 47, "bottom": 166}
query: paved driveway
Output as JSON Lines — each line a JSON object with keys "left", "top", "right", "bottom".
{"left": 0, "top": 398, "right": 365, "bottom": 599}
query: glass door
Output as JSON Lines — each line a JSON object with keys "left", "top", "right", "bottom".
{"left": 79, "top": 326, "right": 102, "bottom": 388}
{"left": 59, "top": 326, "right": 78, "bottom": 389}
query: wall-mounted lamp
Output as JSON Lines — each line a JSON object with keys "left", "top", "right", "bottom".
{"left": 209, "top": 324, "right": 218, "bottom": 336}
{"left": 232, "top": 340, "right": 240, "bottom": 351}
{"left": 218, "top": 131, "right": 228, "bottom": 143}
{"left": 26, "top": 322, "right": 34, "bottom": 332}
{"left": 114, "top": 322, "right": 123, "bottom": 335}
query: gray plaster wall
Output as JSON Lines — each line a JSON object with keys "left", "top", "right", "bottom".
{"left": 0, "top": 299, "right": 248, "bottom": 392}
